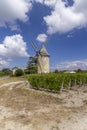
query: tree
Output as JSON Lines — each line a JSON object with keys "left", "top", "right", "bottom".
{"left": 26, "top": 56, "right": 38, "bottom": 74}
{"left": 54, "top": 69, "right": 59, "bottom": 73}
{"left": 2, "top": 68, "right": 12, "bottom": 75}
{"left": 75, "top": 69, "right": 83, "bottom": 73}
{"left": 15, "top": 69, "right": 24, "bottom": 76}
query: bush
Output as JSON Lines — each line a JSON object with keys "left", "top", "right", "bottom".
{"left": 0, "top": 71, "right": 5, "bottom": 77}
{"left": 54, "top": 69, "right": 59, "bottom": 73}
{"left": 2, "top": 68, "right": 12, "bottom": 75}
{"left": 15, "top": 69, "right": 24, "bottom": 77}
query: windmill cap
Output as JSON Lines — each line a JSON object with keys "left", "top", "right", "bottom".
{"left": 40, "top": 45, "right": 50, "bottom": 56}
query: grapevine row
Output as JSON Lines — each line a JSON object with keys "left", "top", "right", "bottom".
{"left": 26, "top": 73, "right": 87, "bottom": 92}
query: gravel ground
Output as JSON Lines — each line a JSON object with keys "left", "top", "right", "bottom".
{"left": 0, "top": 77, "right": 87, "bottom": 130}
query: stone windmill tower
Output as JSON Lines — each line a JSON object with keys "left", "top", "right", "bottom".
{"left": 31, "top": 42, "right": 50, "bottom": 73}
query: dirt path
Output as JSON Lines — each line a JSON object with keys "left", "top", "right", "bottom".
{"left": 0, "top": 81, "right": 26, "bottom": 87}
{"left": 0, "top": 77, "right": 87, "bottom": 130}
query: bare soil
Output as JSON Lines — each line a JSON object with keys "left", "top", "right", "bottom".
{"left": 0, "top": 77, "right": 87, "bottom": 130}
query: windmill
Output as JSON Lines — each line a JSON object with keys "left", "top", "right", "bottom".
{"left": 31, "top": 41, "right": 50, "bottom": 73}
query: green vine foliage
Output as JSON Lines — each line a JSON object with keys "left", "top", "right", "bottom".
{"left": 26, "top": 73, "right": 87, "bottom": 92}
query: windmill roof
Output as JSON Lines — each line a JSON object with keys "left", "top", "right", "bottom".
{"left": 40, "top": 45, "right": 49, "bottom": 56}
{"left": 12, "top": 67, "right": 18, "bottom": 70}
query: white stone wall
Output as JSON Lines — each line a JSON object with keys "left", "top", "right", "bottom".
{"left": 38, "top": 55, "right": 50, "bottom": 73}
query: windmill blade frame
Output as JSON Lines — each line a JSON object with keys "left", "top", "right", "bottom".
{"left": 40, "top": 37, "right": 48, "bottom": 49}
{"left": 31, "top": 42, "right": 38, "bottom": 52}
{"left": 30, "top": 40, "right": 50, "bottom": 73}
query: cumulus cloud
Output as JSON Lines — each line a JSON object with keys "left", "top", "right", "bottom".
{"left": 35, "top": 0, "right": 43, "bottom": 4}
{"left": 36, "top": 0, "right": 87, "bottom": 34}
{"left": 36, "top": 0, "right": 57, "bottom": 7}
{"left": 0, "top": 34, "right": 29, "bottom": 58}
{"left": 36, "top": 33, "right": 48, "bottom": 42}
{"left": 0, "top": 0, "right": 87, "bottom": 33}
{"left": 67, "top": 34, "right": 73, "bottom": 38}
{"left": 0, "top": 0, "right": 32, "bottom": 30}
{"left": 57, "top": 59, "right": 87, "bottom": 70}
{"left": 0, "top": 59, "right": 9, "bottom": 68}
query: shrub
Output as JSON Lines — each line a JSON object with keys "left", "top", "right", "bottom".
{"left": 0, "top": 71, "right": 5, "bottom": 77}
{"left": 2, "top": 68, "right": 12, "bottom": 75}
{"left": 15, "top": 69, "right": 24, "bottom": 77}
{"left": 54, "top": 69, "right": 59, "bottom": 73}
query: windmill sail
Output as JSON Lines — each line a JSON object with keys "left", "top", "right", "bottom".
{"left": 31, "top": 42, "right": 37, "bottom": 52}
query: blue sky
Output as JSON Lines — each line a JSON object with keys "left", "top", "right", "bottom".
{"left": 0, "top": 0, "right": 87, "bottom": 71}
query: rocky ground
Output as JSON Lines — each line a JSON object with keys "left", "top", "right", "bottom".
{"left": 0, "top": 77, "right": 87, "bottom": 130}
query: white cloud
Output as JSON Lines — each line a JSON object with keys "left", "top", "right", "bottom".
{"left": 35, "top": 0, "right": 43, "bottom": 4}
{"left": 0, "top": 0, "right": 32, "bottom": 30}
{"left": 0, "top": 59, "right": 9, "bottom": 68}
{"left": 57, "top": 59, "right": 87, "bottom": 70}
{"left": 67, "top": 34, "right": 73, "bottom": 38}
{"left": 35, "top": 0, "right": 58, "bottom": 7}
{"left": 36, "top": 0, "right": 87, "bottom": 34}
{"left": 0, "top": 34, "right": 29, "bottom": 58}
{"left": 1, "top": 0, "right": 87, "bottom": 33}
{"left": 35, "top": 0, "right": 57, "bottom": 5}
{"left": 36, "top": 33, "right": 48, "bottom": 42}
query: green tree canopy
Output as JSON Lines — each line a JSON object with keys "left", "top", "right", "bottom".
{"left": 15, "top": 69, "right": 24, "bottom": 76}
{"left": 2, "top": 68, "right": 12, "bottom": 75}
{"left": 26, "top": 56, "right": 38, "bottom": 74}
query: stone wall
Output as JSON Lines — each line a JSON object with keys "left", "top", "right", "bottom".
{"left": 38, "top": 55, "right": 50, "bottom": 73}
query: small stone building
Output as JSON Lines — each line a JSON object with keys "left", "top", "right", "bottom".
{"left": 12, "top": 67, "right": 18, "bottom": 75}
{"left": 37, "top": 45, "right": 50, "bottom": 73}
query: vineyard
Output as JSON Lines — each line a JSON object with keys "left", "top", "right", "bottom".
{"left": 27, "top": 73, "right": 87, "bottom": 92}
